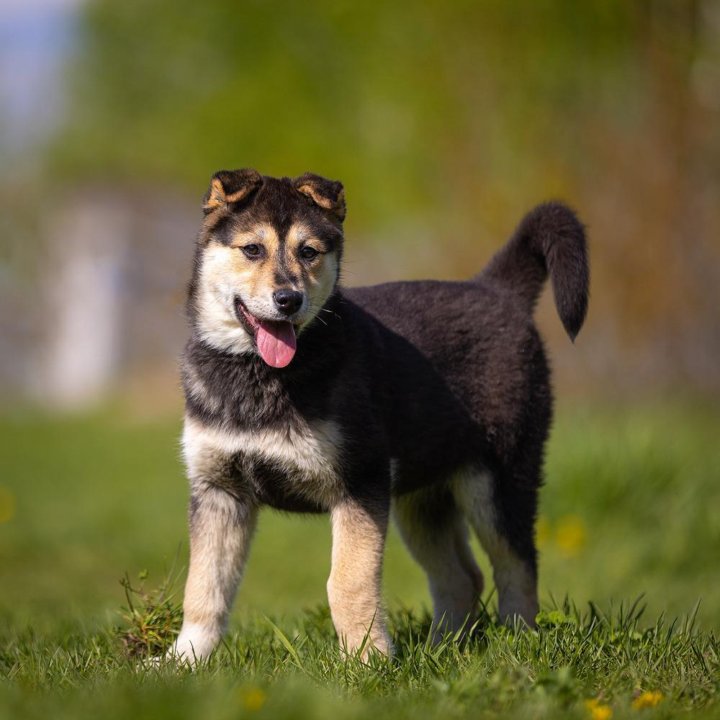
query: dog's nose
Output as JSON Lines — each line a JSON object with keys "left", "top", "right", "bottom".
{"left": 273, "top": 289, "right": 303, "bottom": 316}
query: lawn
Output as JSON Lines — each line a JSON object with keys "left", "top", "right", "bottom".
{"left": 1, "top": 401, "right": 718, "bottom": 719}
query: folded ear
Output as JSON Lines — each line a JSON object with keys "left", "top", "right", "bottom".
{"left": 293, "top": 173, "right": 346, "bottom": 223}
{"left": 203, "top": 169, "right": 263, "bottom": 214}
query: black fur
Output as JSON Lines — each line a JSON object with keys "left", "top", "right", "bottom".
{"left": 481, "top": 201, "right": 589, "bottom": 340}
{"left": 183, "top": 172, "right": 589, "bottom": 575}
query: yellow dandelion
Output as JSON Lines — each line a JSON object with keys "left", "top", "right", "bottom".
{"left": 632, "top": 690, "right": 664, "bottom": 709}
{"left": 585, "top": 698, "right": 613, "bottom": 720}
{"left": 0, "top": 486, "right": 16, "bottom": 524}
{"left": 555, "top": 515, "right": 587, "bottom": 557}
{"left": 238, "top": 686, "right": 266, "bottom": 712}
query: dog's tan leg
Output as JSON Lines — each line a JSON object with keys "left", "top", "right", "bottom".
{"left": 170, "top": 484, "right": 257, "bottom": 663}
{"left": 454, "top": 470, "right": 538, "bottom": 626}
{"left": 327, "top": 499, "right": 392, "bottom": 658}
{"left": 394, "top": 486, "right": 483, "bottom": 641}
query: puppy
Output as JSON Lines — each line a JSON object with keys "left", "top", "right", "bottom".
{"left": 170, "top": 169, "right": 589, "bottom": 662}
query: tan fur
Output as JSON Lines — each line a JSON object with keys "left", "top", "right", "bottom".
{"left": 183, "top": 415, "right": 345, "bottom": 509}
{"left": 170, "top": 487, "right": 258, "bottom": 663}
{"left": 453, "top": 470, "right": 538, "bottom": 626}
{"left": 228, "top": 222, "right": 280, "bottom": 251}
{"left": 226, "top": 223, "right": 285, "bottom": 320}
{"left": 393, "top": 489, "right": 483, "bottom": 640}
{"left": 203, "top": 178, "right": 227, "bottom": 212}
{"left": 194, "top": 243, "right": 257, "bottom": 354}
{"left": 203, "top": 175, "right": 260, "bottom": 213}
{"left": 296, "top": 183, "right": 345, "bottom": 216}
{"left": 327, "top": 500, "right": 392, "bottom": 658}
{"left": 286, "top": 222, "right": 340, "bottom": 330}
{"left": 195, "top": 221, "right": 339, "bottom": 354}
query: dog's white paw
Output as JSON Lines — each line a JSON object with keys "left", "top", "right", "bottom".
{"left": 165, "top": 623, "right": 220, "bottom": 666}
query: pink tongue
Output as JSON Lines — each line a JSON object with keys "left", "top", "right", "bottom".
{"left": 256, "top": 320, "right": 297, "bottom": 368}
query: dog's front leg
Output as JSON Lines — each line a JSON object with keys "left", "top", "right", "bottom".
{"left": 170, "top": 483, "right": 257, "bottom": 664}
{"left": 327, "top": 498, "right": 392, "bottom": 658}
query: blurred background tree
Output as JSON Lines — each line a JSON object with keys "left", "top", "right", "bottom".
{"left": 1, "top": 0, "right": 719, "bottom": 406}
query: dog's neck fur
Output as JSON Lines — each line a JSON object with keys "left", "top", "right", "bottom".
{"left": 183, "top": 290, "right": 348, "bottom": 432}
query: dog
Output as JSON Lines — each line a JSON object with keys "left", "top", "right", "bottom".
{"left": 170, "top": 169, "right": 589, "bottom": 662}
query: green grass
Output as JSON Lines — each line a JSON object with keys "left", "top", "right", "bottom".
{"left": 1, "top": 401, "right": 719, "bottom": 718}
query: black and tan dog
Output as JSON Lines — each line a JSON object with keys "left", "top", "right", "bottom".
{"left": 170, "top": 169, "right": 589, "bottom": 661}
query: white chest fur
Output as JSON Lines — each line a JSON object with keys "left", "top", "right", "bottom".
{"left": 182, "top": 415, "right": 344, "bottom": 507}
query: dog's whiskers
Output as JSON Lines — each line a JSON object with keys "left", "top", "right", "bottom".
{"left": 320, "top": 307, "right": 342, "bottom": 321}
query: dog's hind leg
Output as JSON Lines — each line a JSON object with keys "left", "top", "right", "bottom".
{"left": 393, "top": 485, "right": 483, "bottom": 640}
{"left": 454, "top": 469, "right": 539, "bottom": 627}
{"left": 170, "top": 483, "right": 257, "bottom": 663}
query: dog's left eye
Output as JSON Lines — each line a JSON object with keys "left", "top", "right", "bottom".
{"left": 299, "top": 246, "right": 319, "bottom": 260}
{"left": 241, "top": 244, "right": 262, "bottom": 258}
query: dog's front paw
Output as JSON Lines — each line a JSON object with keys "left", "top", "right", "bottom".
{"left": 165, "top": 623, "right": 221, "bottom": 666}
{"left": 339, "top": 626, "right": 393, "bottom": 661}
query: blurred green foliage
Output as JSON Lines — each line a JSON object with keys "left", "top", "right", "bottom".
{"left": 53, "top": 0, "right": 644, "bottom": 229}
{"left": 4, "top": 0, "right": 713, "bottom": 398}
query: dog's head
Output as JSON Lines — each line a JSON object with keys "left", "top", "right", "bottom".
{"left": 189, "top": 169, "right": 345, "bottom": 368}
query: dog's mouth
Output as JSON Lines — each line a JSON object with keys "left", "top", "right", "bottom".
{"left": 234, "top": 297, "right": 297, "bottom": 368}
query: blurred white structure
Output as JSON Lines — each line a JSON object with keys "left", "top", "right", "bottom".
{"left": 40, "top": 195, "right": 127, "bottom": 408}
{"left": 24, "top": 190, "right": 196, "bottom": 409}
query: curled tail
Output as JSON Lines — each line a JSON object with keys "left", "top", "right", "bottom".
{"left": 479, "top": 201, "right": 589, "bottom": 340}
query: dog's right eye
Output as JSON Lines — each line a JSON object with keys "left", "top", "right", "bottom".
{"left": 241, "top": 244, "right": 262, "bottom": 259}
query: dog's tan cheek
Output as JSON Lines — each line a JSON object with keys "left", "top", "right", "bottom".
{"left": 322, "top": 256, "right": 339, "bottom": 295}
{"left": 234, "top": 256, "right": 272, "bottom": 299}
{"left": 306, "top": 255, "right": 338, "bottom": 308}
